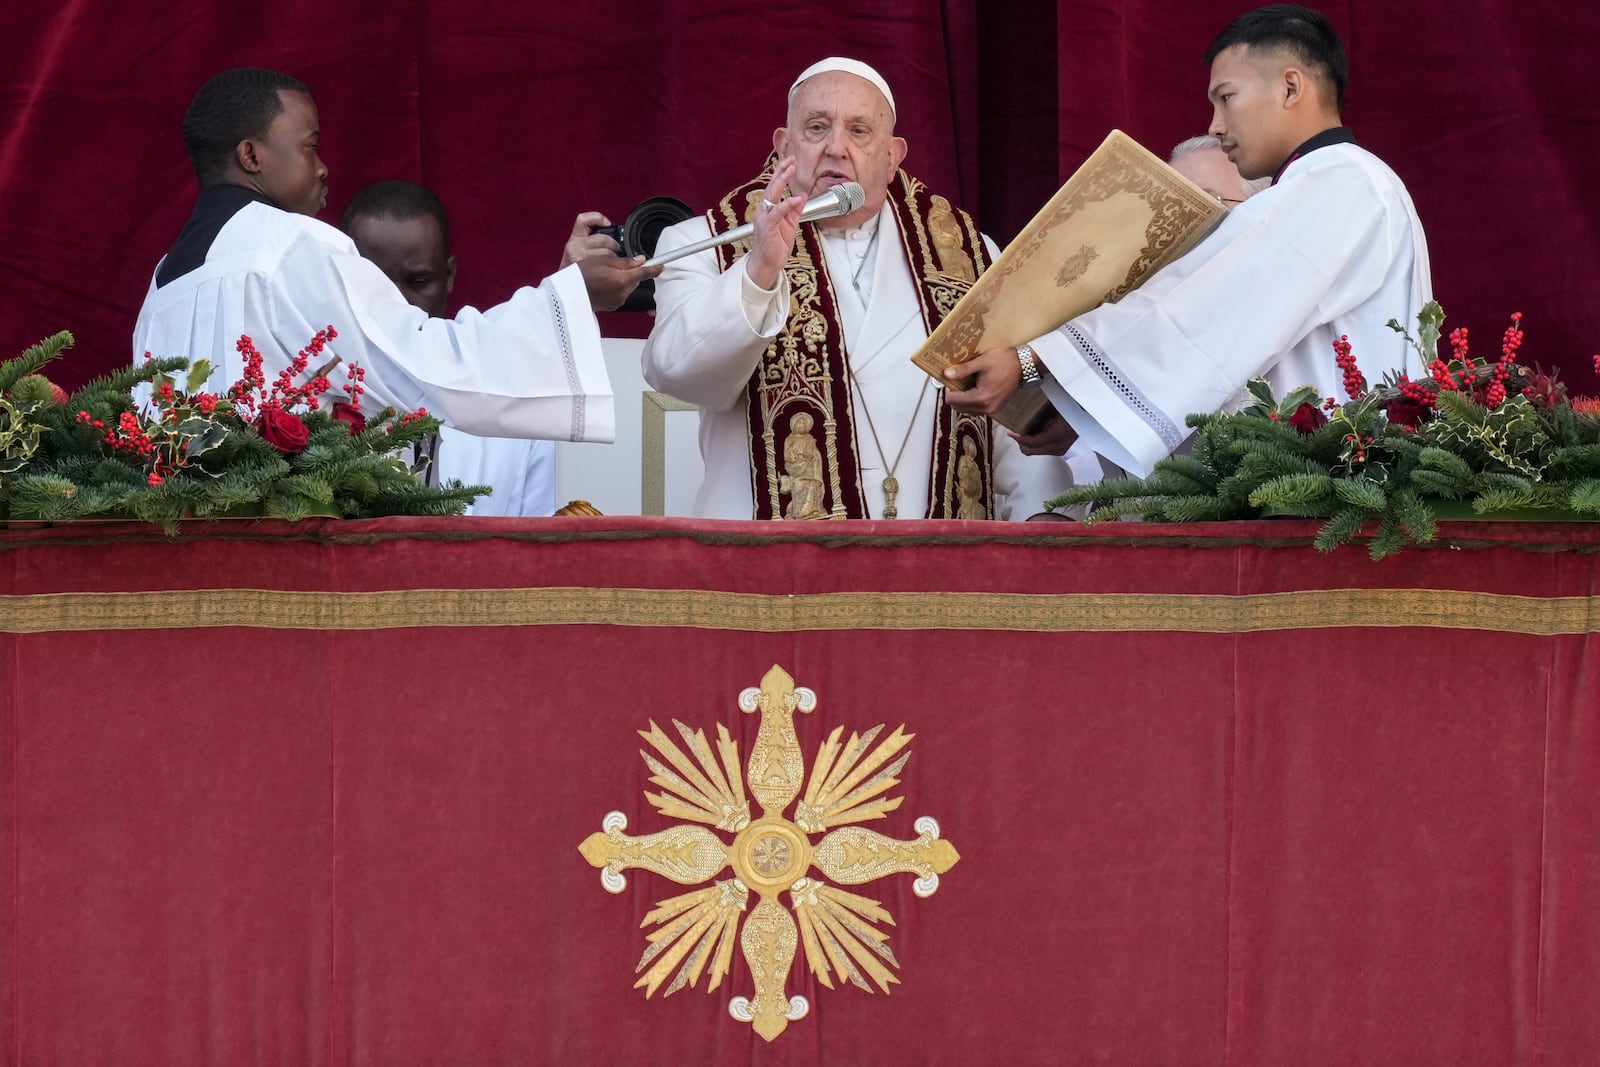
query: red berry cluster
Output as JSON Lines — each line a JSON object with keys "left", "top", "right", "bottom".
{"left": 80, "top": 396, "right": 179, "bottom": 484}
{"left": 1333, "top": 334, "right": 1365, "bottom": 399}
{"left": 386, "top": 406, "right": 431, "bottom": 434}
{"left": 1395, "top": 374, "right": 1437, "bottom": 410}
{"left": 1484, "top": 311, "right": 1524, "bottom": 409}
{"left": 344, "top": 362, "right": 366, "bottom": 412}
{"left": 229, "top": 335, "right": 269, "bottom": 418}
{"left": 229, "top": 327, "right": 342, "bottom": 418}
{"left": 1343, "top": 431, "right": 1374, "bottom": 464}
{"left": 86, "top": 410, "right": 176, "bottom": 484}
{"left": 1429, "top": 326, "right": 1474, "bottom": 392}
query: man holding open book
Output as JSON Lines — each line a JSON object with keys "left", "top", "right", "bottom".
{"left": 947, "top": 4, "right": 1432, "bottom": 479}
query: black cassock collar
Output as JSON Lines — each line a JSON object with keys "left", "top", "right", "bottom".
{"left": 155, "top": 184, "right": 274, "bottom": 288}
{"left": 1271, "top": 126, "right": 1358, "bottom": 185}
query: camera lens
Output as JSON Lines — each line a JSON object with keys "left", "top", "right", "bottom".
{"left": 615, "top": 196, "right": 693, "bottom": 312}
{"left": 621, "top": 197, "right": 693, "bottom": 260}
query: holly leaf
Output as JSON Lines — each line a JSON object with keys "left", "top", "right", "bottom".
{"left": 1278, "top": 385, "right": 1322, "bottom": 414}
{"left": 1414, "top": 301, "right": 1444, "bottom": 362}
{"left": 1241, "top": 377, "right": 1280, "bottom": 415}
{"left": 183, "top": 421, "right": 231, "bottom": 459}
{"left": 185, "top": 359, "right": 214, "bottom": 394}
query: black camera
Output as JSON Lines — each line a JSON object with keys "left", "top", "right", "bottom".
{"left": 590, "top": 195, "right": 693, "bottom": 312}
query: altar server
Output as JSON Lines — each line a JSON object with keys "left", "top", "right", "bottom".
{"left": 947, "top": 4, "right": 1433, "bottom": 477}
{"left": 134, "top": 68, "right": 656, "bottom": 444}
{"left": 343, "top": 180, "right": 555, "bottom": 515}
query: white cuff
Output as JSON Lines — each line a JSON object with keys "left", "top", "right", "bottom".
{"left": 739, "top": 265, "right": 788, "bottom": 337}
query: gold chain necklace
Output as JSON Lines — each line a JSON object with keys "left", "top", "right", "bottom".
{"left": 847, "top": 368, "right": 929, "bottom": 520}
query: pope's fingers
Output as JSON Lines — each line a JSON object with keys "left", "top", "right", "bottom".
{"left": 761, "top": 158, "right": 798, "bottom": 203}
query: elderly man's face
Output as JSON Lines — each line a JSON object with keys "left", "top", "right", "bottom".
{"left": 1172, "top": 146, "right": 1255, "bottom": 205}
{"left": 774, "top": 71, "right": 906, "bottom": 227}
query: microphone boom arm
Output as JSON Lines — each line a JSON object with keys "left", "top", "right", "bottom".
{"left": 643, "top": 182, "right": 865, "bottom": 268}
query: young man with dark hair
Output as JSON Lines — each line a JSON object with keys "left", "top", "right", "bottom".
{"left": 136, "top": 67, "right": 657, "bottom": 446}
{"left": 343, "top": 180, "right": 555, "bottom": 515}
{"left": 947, "top": 5, "right": 1432, "bottom": 479}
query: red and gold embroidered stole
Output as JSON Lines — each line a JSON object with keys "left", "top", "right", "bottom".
{"left": 709, "top": 166, "right": 995, "bottom": 520}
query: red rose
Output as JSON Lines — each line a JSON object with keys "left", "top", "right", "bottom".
{"left": 1288, "top": 401, "right": 1328, "bottom": 434}
{"left": 332, "top": 401, "right": 366, "bottom": 435}
{"left": 1384, "top": 397, "right": 1430, "bottom": 429}
{"left": 257, "top": 407, "right": 310, "bottom": 455}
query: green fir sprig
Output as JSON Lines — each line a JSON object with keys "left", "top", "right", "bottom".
{"left": 0, "top": 328, "right": 488, "bottom": 530}
{"left": 1047, "top": 303, "right": 1600, "bottom": 558}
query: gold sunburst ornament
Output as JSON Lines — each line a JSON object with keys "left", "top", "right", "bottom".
{"left": 578, "top": 664, "right": 960, "bottom": 1042}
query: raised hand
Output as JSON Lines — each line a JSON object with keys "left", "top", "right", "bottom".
{"left": 742, "top": 157, "right": 808, "bottom": 291}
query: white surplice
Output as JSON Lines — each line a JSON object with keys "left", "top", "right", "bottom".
{"left": 133, "top": 200, "right": 614, "bottom": 443}
{"left": 434, "top": 429, "right": 556, "bottom": 516}
{"left": 1031, "top": 141, "right": 1432, "bottom": 477}
{"left": 643, "top": 204, "right": 1079, "bottom": 520}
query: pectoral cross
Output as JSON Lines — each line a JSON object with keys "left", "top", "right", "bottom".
{"left": 881, "top": 475, "right": 899, "bottom": 520}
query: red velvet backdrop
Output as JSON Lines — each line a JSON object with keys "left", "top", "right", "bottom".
{"left": 2, "top": 2, "right": 1596, "bottom": 385}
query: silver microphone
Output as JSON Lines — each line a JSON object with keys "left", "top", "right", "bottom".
{"left": 643, "top": 182, "right": 867, "bottom": 267}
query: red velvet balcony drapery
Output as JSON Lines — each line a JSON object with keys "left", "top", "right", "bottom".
{"left": 2, "top": 516, "right": 1598, "bottom": 1065}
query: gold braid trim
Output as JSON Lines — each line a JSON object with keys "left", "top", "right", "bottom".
{"left": 1, "top": 588, "right": 1592, "bottom": 635}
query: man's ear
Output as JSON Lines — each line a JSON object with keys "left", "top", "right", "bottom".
{"left": 236, "top": 139, "right": 262, "bottom": 174}
{"left": 1282, "top": 67, "right": 1305, "bottom": 109}
{"left": 890, "top": 135, "right": 908, "bottom": 170}
{"left": 445, "top": 254, "right": 458, "bottom": 296}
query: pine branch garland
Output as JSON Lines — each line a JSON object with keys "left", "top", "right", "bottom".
{"left": 1040, "top": 301, "right": 1600, "bottom": 555}
{"left": 0, "top": 332, "right": 73, "bottom": 394}
{"left": 1312, "top": 505, "right": 1370, "bottom": 552}
{"left": 0, "top": 328, "right": 488, "bottom": 524}
{"left": 1570, "top": 479, "right": 1600, "bottom": 514}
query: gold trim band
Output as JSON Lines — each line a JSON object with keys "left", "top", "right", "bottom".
{"left": 0, "top": 587, "right": 1592, "bottom": 635}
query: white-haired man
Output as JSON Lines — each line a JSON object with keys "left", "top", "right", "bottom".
{"left": 1169, "top": 134, "right": 1271, "bottom": 207}
{"left": 642, "top": 58, "right": 1073, "bottom": 520}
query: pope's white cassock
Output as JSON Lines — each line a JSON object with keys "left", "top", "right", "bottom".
{"left": 133, "top": 189, "right": 613, "bottom": 444}
{"left": 643, "top": 207, "right": 1087, "bottom": 519}
{"left": 434, "top": 430, "right": 555, "bottom": 516}
{"left": 1032, "top": 138, "right": 1432, "bottom": 477}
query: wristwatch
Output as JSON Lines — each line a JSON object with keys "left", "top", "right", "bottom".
{"left": 1015, "top": 343, "right": 1042, "bottom": 386}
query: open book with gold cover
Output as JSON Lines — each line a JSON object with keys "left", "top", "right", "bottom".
{"left": 913, "top": 130, "right": 1227, "bottom": 431}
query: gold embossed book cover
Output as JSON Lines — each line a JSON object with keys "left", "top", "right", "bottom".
{"left": 913, "top": 130, "right": 1226, "bottom": 430}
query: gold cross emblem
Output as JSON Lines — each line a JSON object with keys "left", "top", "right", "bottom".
{"left": 578, "top": 664, "right": 960, "bottom": 1042}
